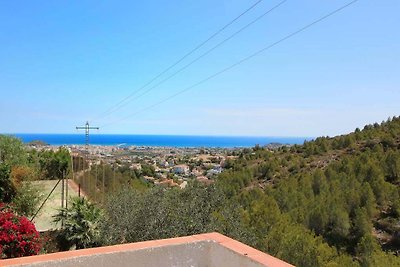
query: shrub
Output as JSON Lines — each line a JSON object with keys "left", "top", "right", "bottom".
{"left": 53, "top": 197, "right": 103, "bottom": 249}
{"left": 0, "top": 203, "right": 41, "bottom": 258}
{"left": 0, "top": 163, "right": 16, "bottom": 202}
{"left": 11, "top": 182, "right": 43, "bottom": 217}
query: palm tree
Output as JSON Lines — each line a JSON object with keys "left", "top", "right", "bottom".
{"left": 53, "top": 197, "right": 102, "bottom": 249}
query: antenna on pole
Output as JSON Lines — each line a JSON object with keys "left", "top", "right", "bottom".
{"left": 76, "top": 121, "right": 99, "bottom": 197}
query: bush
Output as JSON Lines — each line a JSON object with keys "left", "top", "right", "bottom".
{"left": 53, "top": 197, "right": 103, "bottom": 249}
{"left": 11, "top": 182, "right": 43, "bottom": 217}
{"left": 0, "top": 203, "right": 41, "bottom": 258}
{"left": 0, "top": 163, "right": 15, "bottom": 202}
{"left": 101, "top": 183, "right": 225, "bottom": 245}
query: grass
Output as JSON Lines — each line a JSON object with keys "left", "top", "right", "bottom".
{"left": 31, "top": 179, "right": 79, "bottom": 231}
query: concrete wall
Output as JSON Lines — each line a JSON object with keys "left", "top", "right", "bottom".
{"left": 209, "top": 242, "right": 264, "bottom": 267}
{"left": 2, "top": 233, "right": 293, "bottom": 267}
{"left": 13, "top": 241, "right": 264, "bottom": 267}
{"left": 23, "top": 241, "right": 212, "bottom": 267}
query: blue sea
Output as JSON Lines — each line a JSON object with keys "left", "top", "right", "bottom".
{"left": 12, "top": 134, "right": 310, "bottom": 148}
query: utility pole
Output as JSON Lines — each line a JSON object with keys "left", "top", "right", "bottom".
{"left": 61, "top": 171, "right": 65, "bottom": 228}
{"left": 76, "top": 121, "right": 99, "bottom": 154}
{"left": 68, "top": 152, "right": 73, "bottom": 209}
{"left": 95, "top": 163, "right": 98, "bottom": 202}
{"left": 102, "top": 164, "right": 105, "bottom": 203}
{"left": 66, "top": 169, "right": 68, "bottom": 210}
{"left": 76, "top": 121, "right": 99, "bottom": 197}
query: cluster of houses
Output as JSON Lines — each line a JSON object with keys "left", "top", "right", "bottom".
{"left": 133, "top": 153, "right": 228, "bottom": 188}
{"left": 30, "top": 143, "right": 238, "bottom": 189}
{"left": 89, "top": 146, "right": 234, "bottom": 188}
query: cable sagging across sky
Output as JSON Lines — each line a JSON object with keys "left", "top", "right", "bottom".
{"left": 101, "top": 0, "right": 360, "bottom": 128}
{"left": 90, "top": 0, "right": 264, "bottom": 122}
{"left": 96, "top": 0, "right": 288, "bottom": 120}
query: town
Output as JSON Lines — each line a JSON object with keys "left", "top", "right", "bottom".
{"left": 29, "top": 143, "right": 244, "bottom": 190}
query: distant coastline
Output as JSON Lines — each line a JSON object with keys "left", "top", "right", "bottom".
{"left": 10, "top": 133, "right": 311, "bottom": 148}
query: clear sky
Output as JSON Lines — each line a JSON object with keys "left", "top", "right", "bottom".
{"left": 0, "top": 0, "right": 399, "bottom": 137}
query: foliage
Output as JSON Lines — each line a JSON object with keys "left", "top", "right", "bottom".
{"left": 77, "top": 162, "right": 150, "bottom": 203}
{"left": 356, "top": 235, "right": 400, "bottom": 267}
{"left": 0, "top": 163, "right": 15, "bottom": 202}
{"left": 0, "top": 136, "right": 46, "bottom": 222}
{"left": 101, "top": 182, "right": 225, "bottom": 245}
{"left": 263, "top": 218, "right": 357, "bottom": 267}
{"left": 53, "top": 197, "right": 102, "bottom": 249}
{"left": 11, "top": 182, "right": 43, "bottom": 217}
{"left": 10, "top": 165, "right": 38, "bottom": 184}
{"left": 2, "top": 118, "right": 400, "bottom": 265}
{"left": 141, "top": 164, "right": 156, "bottom": 177}
{"left": 0, "top": 135, "right": 27, "bottom": 166}
{"left": 213, "top": 116, "right": 400, "bottom": 266}
{"left": 100, "top": 182, "right": 357, "bottom": 266}
{"left": 38, "top": 148, "right": 71, "bottom": 180}
{"left": 96, "top": 117, "right": 400, "bottom": 266}
{"left": 0, "top": 203, "right": 41, "bottom": 258}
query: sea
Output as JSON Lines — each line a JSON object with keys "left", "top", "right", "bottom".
{"left": 12, "top": 134, "right": 310, "bottom": 148}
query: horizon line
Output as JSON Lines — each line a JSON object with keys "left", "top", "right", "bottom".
{"left": 4, "top": 132, "right": 314, "bottom": 139}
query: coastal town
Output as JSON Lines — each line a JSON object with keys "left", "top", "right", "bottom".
{"left": 28, "top": 142, "right": 244, "bottom": 189}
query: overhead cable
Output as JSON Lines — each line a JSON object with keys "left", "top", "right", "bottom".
{"left": 91, "top": 0, "right": 264, "bottom": 122}
{"left": 101, "top": 0, "right": 359, "bottom": 128}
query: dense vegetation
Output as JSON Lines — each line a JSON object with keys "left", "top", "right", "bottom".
{"left": 0, "top": 136, "right": 71, "bottom": 258}
{"left": 213, "top": 116, "right": 400, "bottom": 266}
{"left": 2, "top": 117, "right": 400, "bottom": 266}
{"left": 54, "top": 197, "right": 102, "bottom": 250}
{"left": 98, "top": 117, "right": 400, "bottom": 267}
{"left": 74, "top": 161, "right": 150, "bottom": 203}
{"left": 0, "top": 135, "right": 71, "bottom": 217}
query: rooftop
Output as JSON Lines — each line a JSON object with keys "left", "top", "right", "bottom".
{"left": 0, "top": 232, "right": 293, "bottom": 267}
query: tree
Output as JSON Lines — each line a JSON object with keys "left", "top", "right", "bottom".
{"left": 385, "top": 151, "right": 400, "bottom": 183}
{"left": 327, "top": 207, "right": 351, "bottom": 244}
{"left": 101, "top": 183, "right": 226, "bottom": 245}
{"left": 53, "top": 197, "right": 102, "bottom": 249}
{"left": 0, "top": 135, "right": 27, "bottom": 166}
{"left": 312, "top": 169, "right": 328, "bottom": 195}
{"left": 39, "top": 148, "right": 70, "bottom": 180}
{"left": 356, "top": 235, "right": 380, "bottom": 267}
{"left": 352, "top": 208, "right": 372, "bottom": 244}
{"left": 0, "top": 163, "right": 15, "bottom": 202}
{"left": 140, "top": 164, "right": 155, "bottom": 177}
{"left": 264, "top": 218, "right": 357, "bottom": 267}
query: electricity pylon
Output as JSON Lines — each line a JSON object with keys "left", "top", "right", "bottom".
{"left": 76, "top": 121, "right": 99, "bottom": 197}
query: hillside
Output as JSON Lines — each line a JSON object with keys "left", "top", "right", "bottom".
{"left": 216, "top": 116, "right": 400, "bottom": 266}
{"left": 2, "top": 117, "right": 400, "bottom": 266}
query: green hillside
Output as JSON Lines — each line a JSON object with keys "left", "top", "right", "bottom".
{"left": 215, "top": 116, "right": 400, "bottom": 266}
{"left": 2, "top": 117, "right": 400, "bottom": 266}
{"left": 98, "top": 116, "right": 400, "bottom": 267}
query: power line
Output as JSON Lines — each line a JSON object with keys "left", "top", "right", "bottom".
{"left": 101, "top": 0, "right": 359, "bottom": 128}
{"left": 91, "top": 0, "right": 263, "bottom": 122}
{"left": 96, "top": 0, "right": 287, "bottom": 120}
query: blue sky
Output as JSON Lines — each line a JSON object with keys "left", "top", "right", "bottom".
{"left": 0, "top": 0, "right": 399, "bottom": 136}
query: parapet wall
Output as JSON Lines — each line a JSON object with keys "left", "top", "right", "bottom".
{"left": 0, "top": 233, "right": 294, "bottom": 267}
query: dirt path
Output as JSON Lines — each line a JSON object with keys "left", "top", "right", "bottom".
{"left": 68, "top": 179, "right": 87, "bottom": 198}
